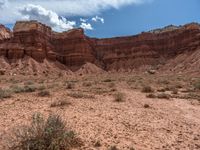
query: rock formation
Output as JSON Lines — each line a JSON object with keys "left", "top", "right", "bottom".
{"left": 0, "top": 25, "right": 11, "bottom": 40}
{"left": 0, "top": 20, "right": 200, "bottom": 74}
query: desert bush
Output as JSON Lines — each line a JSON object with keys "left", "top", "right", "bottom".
{"left": 37, "top": 85, "right": 46, "bottom": 91}
{"left": 10, "top": 85, "right": 25, "bottom": 93}
{"left": 194, "top": 80, "right": 200, "bottom": 90}
{"left": 68, "top": 92, "right": 94, "bottom": 99}
{"left": 50, "top": 100, "right": 71, "bottom": 107}
{"left": 146, "top": 93, "right": 156, "bottom": 98}
{"left": 144, "top": 104, "right": 150, "bottom": 108}
{"left": 94, "top": 141, "right": 101, "bottom": 147}
{"left": 66, "top": 82, "right": 74, "bottom": 89}
{"left": 10, "top": 113, "right": 81, "bottom": 150}
{"left": 172, "top": 89, "right": 178, "bottom": 94}
{"left": 157, "top": 93, "right": 170, "bottom": 99}
{"left": 109, "top": 145, "right": 119, "bottom": 150}
{"left": 37, "top": 90, "right": 50, "bottom": 97}
{"left": 23, "top": 85, "right": 36, "bottom": 93}
{"left": 0, "top": 88, "right": 12, "bottom": 99}
{"left": 157, "top": 88, "right": 166, "bottom": 92}
{"left": 82, "top": 82, "right": 92, "bottom": 87}
{"left": 114, "top": 92, "right": 125, "bottom": 102}
{"left": 141, "top": 86, "right": 154, "bottom": 93}
{"left": 24, "top": 80, "right": 34, "bottom": 85}
{"left": 103, "top": 79, "right": 112, "bottom": 82}
{"left": 108, "top": 82, "right": 115, "bottom": 88}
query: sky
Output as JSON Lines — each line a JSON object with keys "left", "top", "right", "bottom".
{"left": 0, "top": 0, "right": 200, "bottom": 38}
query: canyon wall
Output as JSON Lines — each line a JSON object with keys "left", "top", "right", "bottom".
{"left": 0, "top": 21, "right": 200, "bottom": 72}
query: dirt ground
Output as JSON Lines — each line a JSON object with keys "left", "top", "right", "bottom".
{"left": 0, "top": 73, "right": 200, "bottom": 150}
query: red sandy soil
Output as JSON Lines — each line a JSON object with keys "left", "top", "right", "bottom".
{"left": 0, "top": 76, "right": 200, "bottom": 150}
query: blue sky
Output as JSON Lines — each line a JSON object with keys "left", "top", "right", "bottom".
{"left": 1, "top": 0, "right": 200, "bottom": 38}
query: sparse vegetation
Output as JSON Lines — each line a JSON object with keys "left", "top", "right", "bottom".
{"left": 142, "top": 86, "right": 154, "bottom": 93}
{"left": 146, "top": 93, "right": 156, "bottom": 98}
{"left": 0, "top": 88, "right": 12, "bottom": 99}
{"left": 109, "top": 145, "right": 119, "bottom": 150}
{"left": 157, "top": 93, "right": 170, "bottom": 99}
{"left": 50, "top": 99, "right": 71, "bottom": 107}
{"left": 66, "top": 82, "right": 74, "bottom": 89}
{"left": 82, "top": 82, "right": 92, "bottom": 87}
{"left": 193, "top": 80, "right": 200, "bottom": 90}
{"left": 10, "top": 113, "right": 81, "bottom": 150}
{"left": 68, "top": 92, "right": 94, "bottom": 99}
{"left": 103, "top": 79, "right": 112, "bottom": 82}
{"left": 94, "top": 141, "right": 101, "bottom": 147}
{"left": 23, "top": 85, "right": 36, "bottom": 93}
{"left": 37, "top": 90, "right": 50, "bottom": 97}
{"left": 114, "top": 92, "right": 125, "bottom": 102}
{"left": 144, "top": 104, "right": 150, "bottom": 108}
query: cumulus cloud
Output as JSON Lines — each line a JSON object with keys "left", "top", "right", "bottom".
{"left": 18, "top": 4, "right": 76, "bottom": 32}
{"left": 0, "top": 0, "right": 7, "bottom": 8}
{"left": 80, "top": 18, "right": 87, "bottom": 23}
{"left": 92, "top": 16, "right": 104, "bottom": 24}
{"left": 0, "top": 0, "right": 152, "bottom": 24}
{"left": 80, "top": 22, "right": 93, "bottom": 30}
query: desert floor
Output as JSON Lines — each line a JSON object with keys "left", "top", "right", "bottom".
{"left": 0, "top": 73, "right": 200, "bottom": 150}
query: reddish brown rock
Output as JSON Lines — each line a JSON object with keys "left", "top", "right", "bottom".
{"left": 0, "top": 24, "right": 11, "bottom": 40}
{"left": 0, "top": 21, "right": 200, "bottom": 73}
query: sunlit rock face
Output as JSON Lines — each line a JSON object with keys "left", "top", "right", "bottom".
{"left": 0, "top": 21, "right": 200, "bottom": 72}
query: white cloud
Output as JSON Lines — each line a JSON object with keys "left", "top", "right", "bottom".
{"left": 18, "top": 4, "right": 76, "bottom": 32}
{"left": 80, "top": 18, "right": 87, "bottom": 23}
{"left": 0, "top": 0, "right": 152, "bottom": 24}
{"left": 0, "top": 0, "right": 7, "bottom": 8}
{"left": 92, "top": 16, "right": 104, "bottom": 24}
{"left": 80, "top": 22, "right": 93, "bottom": 30}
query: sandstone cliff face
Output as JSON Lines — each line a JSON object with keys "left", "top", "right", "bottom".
{"left": 0, "top": 21, "right": 200, "bottom": 73}
{"left": 0, "top": 25, "right": 11, "bottom": 40}
{"left": 94, "top": 23, "right": 200, "bottom": 71}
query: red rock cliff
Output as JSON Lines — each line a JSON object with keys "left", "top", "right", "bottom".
{"left": 0, "top": 21, "right": 200, "bottom": 73}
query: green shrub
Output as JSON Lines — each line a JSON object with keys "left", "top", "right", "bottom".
{"left": 10, "top": 113, "right": 82, "bottom": 150}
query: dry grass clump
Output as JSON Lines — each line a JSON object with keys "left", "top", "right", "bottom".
{"left": 109, "top": 145, "right": 119, "bottom": 150}
{"left": 103, "top": 79, "right": 113, "bottom": 82}
{"left": 68, "top": 92, "right": 94, "bottom": 99}
{"left": 37, "top": 90, "right": 50, "bottom": 97}
{"left": 66, "top": 82, "right": 74, "bottom": 89}
{"left": 114, "top": 92, "right": 125, "bottom": 102}
{"left": 0, "top": 88, "right": 12, "bottom": 99}
{"left": 50, "top": 99, "right": 71, "bottom": 107}
{"left": 193, "top": 80, "right": 200, "bottom": 90}
{"left": 146, "top": 93, "right": 156, "bottom": 98}
{"left": 94, "top": 141, "right": 101, "bottom": 147}
{"left": 157, "top": 93, "right": 171, "bottom": 99}
{"left": 9, "top": 113, "right": 82, "bottom": 150}
{"left": 82, "top": 82, "right": 92, "bottom": 87}
{"left": 141, "top": 86, "right": 154, "bottom": 93}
